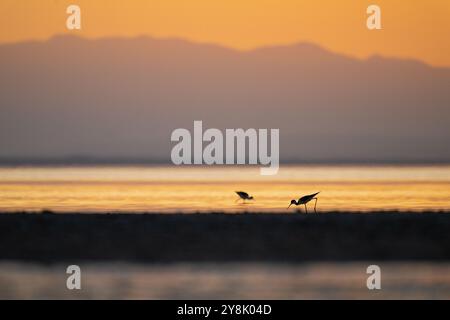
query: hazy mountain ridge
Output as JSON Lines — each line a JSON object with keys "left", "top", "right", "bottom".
{"left": 1, "top": 35, "right": 449, "bottom": 163}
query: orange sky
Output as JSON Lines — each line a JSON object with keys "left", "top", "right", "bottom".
{"left": 1, "top": 0, "right": 449, "bottom": 67}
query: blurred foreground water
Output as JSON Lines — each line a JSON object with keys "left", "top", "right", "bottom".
{"left": 1, "top": 262, "right": 449, "bottom": 299}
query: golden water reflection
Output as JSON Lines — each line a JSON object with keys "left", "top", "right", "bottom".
{"left": 0, "top": 165, "right": 449, "bottom": 212}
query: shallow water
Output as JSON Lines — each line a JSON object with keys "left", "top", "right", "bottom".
{"left": 0, "top": 165, "right": 450, "bottom": 212}
{"left": 0, "top": 262, "right": 449, "bottom": 299}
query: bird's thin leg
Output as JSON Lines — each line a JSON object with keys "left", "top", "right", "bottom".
{"left": 304, "top": 204, "right": 308, "bottom": 214}
{"left": 313, "top": 198, "right": 318, "bottom": 213}
{"left": 235, "top": 198, "right": 240, "bottom": 203}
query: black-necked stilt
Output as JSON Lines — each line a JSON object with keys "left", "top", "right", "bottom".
{"left": 235, "top": 191, "right": 254, "bottom": 203}
{"left": 287, "top": 192, "right": 320, "bottom": 213}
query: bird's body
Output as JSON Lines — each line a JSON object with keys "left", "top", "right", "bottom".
{"left": 288, "top": 192, "right": 320, "bottom": 213}
{"left": 235, "top": 191, "right": 254, "bottom": 203}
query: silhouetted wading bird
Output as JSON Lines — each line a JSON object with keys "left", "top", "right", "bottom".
{"left": 235, "top": 191, "right": 254, "bottom": 203}
{"left": 287, "top": 192, "right": 320, "bottom": 213}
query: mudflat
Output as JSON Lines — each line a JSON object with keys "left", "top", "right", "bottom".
{"left": 0, "top": 212, "right": 449, "bottom": 263}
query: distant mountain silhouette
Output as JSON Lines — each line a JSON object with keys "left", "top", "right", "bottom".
{"left": 1, "top": 35, "right": 449, "bottom": 163}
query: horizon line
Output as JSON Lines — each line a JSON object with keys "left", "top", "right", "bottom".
{"left": 1, "top": 158, "right": 450, "bottom": 167}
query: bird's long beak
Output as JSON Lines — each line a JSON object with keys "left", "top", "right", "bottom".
{"left": 287, "top": 204, "right": 292, "bottom": 209}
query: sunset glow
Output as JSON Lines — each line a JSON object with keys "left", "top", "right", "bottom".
{"left": 1, "top": 0, "right": 449, "bottom": 66}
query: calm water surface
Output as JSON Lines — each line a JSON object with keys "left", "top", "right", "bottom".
{"left": 1, "top": 165, "right": 450, "bottom": 212}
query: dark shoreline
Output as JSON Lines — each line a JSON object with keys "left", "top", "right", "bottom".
{"left": 1, "top": 212, "right": 449, "bottom": 263}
